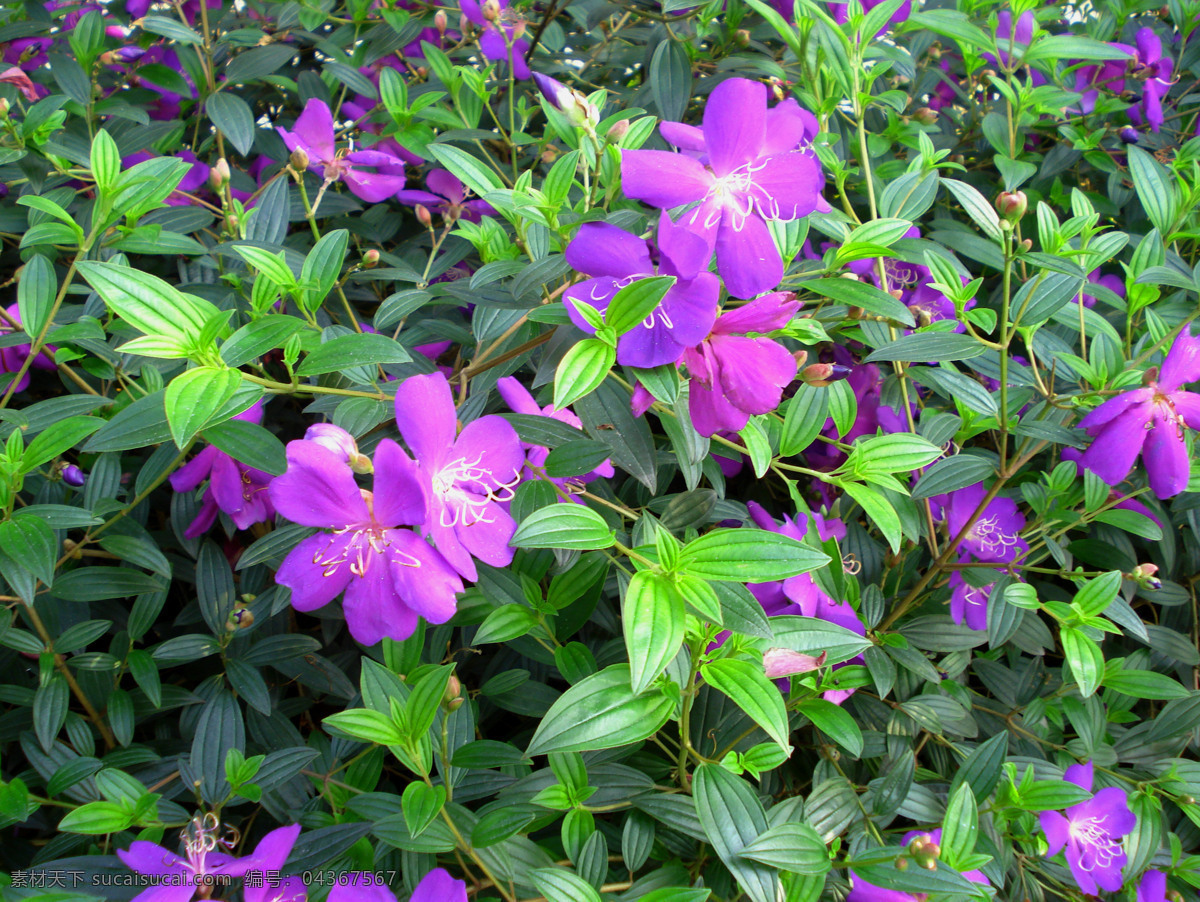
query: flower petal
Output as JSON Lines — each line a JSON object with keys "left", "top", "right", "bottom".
{"left": 117, "top": 842, "right": 186, "bottom": 877}
{"left": 565, "top": 277, "right": 621, "bottom": 334}
{"left": 1077, "top": 412, "right": 1148, "bottom": 486}
{"left": 292, "top": 98, "right": 336, "bottom": 163}
{"left": 1160, "top": 327, "right": 1200, "bottom": 389}
{"left": 244, "top": 824, "right": 301, "bottom": 872}
{"left": 394, "top": 372, "right": 457, "bottom": 469}
{"left": 269, "top": 440, "right": 369, "bottom": 527}
{"left": 1040, "top": 810, "right": 1069, "bottom": 856}
{"left": 565, "top": 222, "right": 652, "bottom": 278}
{"left": 425, "top": 168, "right": 465, "bottom": 204}
{"left": 715, "top": 211, "right": 783, "bottom": 299}
{"left": 371, "top": 439, "right": 427, "bottom": 527}
{"left": 170, "top": 445, "right": 219, "bottom": 492}
{"left": 277, "top": 534, "right": 355, "bottom": 612}
{"left": 748, "top": 152, "right": 823, "bottom": 220}
{"left": 342, "top": 167, "right": 408, "bottom": 204}
{"left": 657, "top": 210, "right": 713, "bottom": 280}
{"left": 342, "top": 548, "right": 410, "bottom": 645}
{"left": 702, "top": 78, "right": 767, "bottom": 175}
{"left": 456, "top": 502, "right": 517, "bottom": 568}
{"left": 387, "top": 530, "right": 464, "bottom": 625}
{"left": 712, "top": 335, "right": 796, "bottom": 415}
{"left": 1144, "top": 407, "right": 1189, "bottom": 498}
{"left": 621, "top": 150, "right": 712, "bottom": 209}
{"left": 453, "top": 414, "right": 525, "bottom": 491}
{"left": 412, "top": 867, "right": 469, "bottom": 902}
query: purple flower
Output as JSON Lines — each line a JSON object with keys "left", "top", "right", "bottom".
{"left": 985, "top": 11, "right": 1036, "bottom": 71}
{"left": 268, "top": 438, "right": 464, "bottom": 645}
{"left": 564, "top": 212, "right": 720, "bottom": 368}
{"left": 846, "top": 228, "right": 971, "bottom": 330}
{"left": 304, "top": 423, "right": 374, "bottom": 474}
{"left": 459, "top": 0, "right": 531, "bottom": 80}
{"left": 241, "top": 824, "right": 305, "bottom": 902}
{"left": 942, "top": 482, "right": 1026, "bottom": 565}
{"left": 1040, "top": 762, "right": 1135, "bottom": 895}
{"left": 947, "top": 568, "right": 1006, "bottom": 631}
{"left": 681, "top": 291, "right": 800, "bottom": 436}
{"left": 61, "top": 465, "right": 86, "bottom": 487}
{"left": 0, "top": 303, "right": 57, "bottom": 392}
{"left": 1080, "top": 269, "right": 1125, "bottom": 309}
{"left": 533, "top": 72, "right": 599, "bottom": 131}
{"left": 849, "top": 829, "right": 989, "bottom": 902}
{"left": 1129, "top": 28, "right": 1173, "bottom": 132}
{"left": 622, "top": 78, "right": 824, "bottom": 298}
{"left": 1138, "top": 870, "right": 1169, "bottom": 902}
{"left": 406, "top": 868, "right": 468, "bottom": 902}
{"left": 117, "top": 817, "right": 296, "bottom": 902}
{"left": 4, "top": 38, "right": 51, "bottom": 71}
{"left": 1075, "top": 327, "right": 1200, "bottom": 499}
{"left": 170, "top": 402, "right": 276, "bottom": 539}
{"left": 277, "top": 99, "right": 408, "bottom": 204}
{"left": 397, "top": 169, "right": 495, "bottom": 223}
{"left": 393, "top": 372, "right": 524, "bottom": 581}
{"left": 496, "top": 376, "right": 613, "bottom": 498}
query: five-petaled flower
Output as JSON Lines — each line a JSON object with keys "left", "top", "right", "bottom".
{"left": 268, "top": 437, "right": 464, "bottom": 645}
{"left": 1040, "top": 761, "right": 1135, "bottom": 896}
{"left": 1074, "top": 326, "right": 1200, "bottom": 499}
{"left": 277, "top": 99, "right": 408, "bottom": 204}
{"left": 393, "top": 372, "right": 525, "bottom": 581}
{"left": 942, "top": 482, "right": 1027, "bottom": 564}
{"left": 564, "top": 212, "right": 719, "bottom": 369}
{"left": 621, "top": 77, "right": 823, "bottom": 298}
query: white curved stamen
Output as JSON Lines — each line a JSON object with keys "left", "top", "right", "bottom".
{"left": 1068, "top": 814, "right": 1123, "bottom": 871}
{"left": 702, "top": 157, "right": 796, "bottom": 232}
{"left": 642, "top": 307, "right": 674, "bottom": 330}
{"left": 969, "top": 516, "right": 1019, "bottom": 554}
{"left": 312, "top": 528, "right": 422, "bottom": 578}
{"left": 434, "top": 456, "right": 521, "bottom": 528}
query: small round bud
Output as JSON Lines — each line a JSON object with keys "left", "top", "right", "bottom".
{"left": 289, "top": 148, "right": 310, "bottom": 172}
{"left": 0, "top": 97, "right": 10, "bottom": 118}
{"left": 363, "top": 248, "right": 381, "bottom": 268}
{"left": 1020, "top": 238, "right": 1033, "bottom": 252}
{"left": 995, "top": 190, "right": 1027, "bottom": 221}
{"left": 540, "top": 147, "right": 559, "bottom": 165}
{"left": 434, "top": 9, "right": 447, "bottom": 32}
{"left": 1128, "top": 562, "right": 1162, "bottom": 590}
{"left": 210, "top": 158, "right": 231, "bottom": 191}
{"left": 734, "top": 28, "right": 750, "bottom": 47}
{"left": 913, "top": 107, "right": 938, "bottom": 125}
{"left": 415, "top": 204, "right": 433, "bottom": 228}
{"left": 227, "top": 602, "right": 254, "bottom": 631}
{"left": 444, "top": 675, "right": 462, "bottom": 705}
{"left": 606, "top": 119, "right": 629, "bottom": 142}
{"left": 61, "top": 464, "right": 86, "bottom": 487}
{"left": 1119, "top": 126, "right": 1140, "bottom": 144}
{"left": 481, "top": 0, "right": 500, "bottom": 20}
{"left": 895, "top": 858, "right": 909, "bottom": 871}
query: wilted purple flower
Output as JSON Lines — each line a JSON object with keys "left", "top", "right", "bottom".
{"left": 942, "top": 482, "right": 1026, "bottom": 564}
{"left": 496, "top": 376, "right": 613, "bottom": 499}
{"left": 460, "top": 0, "right": 531, "bottom": 80}
{"left": 117, "top": 817, "right": 295, "bottom": 902}
{"left": 681, "top": 291, "right": 800, "bottom": 436}
{"left": 277, "top": 99, "right": 408, "bottom": 204}
{"left": 1040, "top": 762, "right": 1135, "bottom": 896}
{"left": 1074, "top": 327, "right": 1200, "bottom": 499}
{"left": 397, "top": 169, "right": 495, "bottom": 223}
{"left": 622, "top": 78, "right": 824, "bottom": 298}
{"left": 533, "top": 72, "right": 599, "bottom": 131}
{"left": 564, "top": 212, "right": 720, "bottom": 369}
{"left": 269, "top": 437, "right": 463, "bottom": 645}
{"left": 0, "top": 303, "right": 56, "bottom": 392}
{"left": 764, "top": 647, "right": 827, "bottom": 679}
{"left": 393, "top": 372, "right": 524, "bottom": 581}
{"left": 169, "top": 402, "right": 275, "bottom": 539}
{"left": 849, "top": 828, "right": 989, "bottom": 902}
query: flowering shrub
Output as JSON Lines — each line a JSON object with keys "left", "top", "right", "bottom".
{"left": 2, "top": 0, "right": 1200, "bottom": 900}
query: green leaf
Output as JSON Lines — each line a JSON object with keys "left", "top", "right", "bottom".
{"left": 802, "top": 278, "right": 915, "bottom": 327}
{"left": 649, "top": 39, "right": 691, "bottom": 121}
{"left": 22, "top": 416, "right": 104, "bottom": 470}
{"left": 202, "top": 418, "right": 287, "bottom": 476}
{"left": 942, "top": 179, "right": 1003, "bottom": 242}
{"left": 739, "top": 823, "right": 830, "bottom": 874}
{"left": 0, "top": 516, "right": 57, "bottom": 589}
{"left": 1103, "top": 669, "right": 1190, "bottom": 700}
{"left": 1015, "top": 780, "right": 1093, "bottom": 811}
{"left": 295, "top": 332, "right": 411, "bottom": 376}
{"left": 512, "top": 505, "right": 614, "bottom": 550}
{"left": 1062, "top": 627, "right": 1104, "bottom": 698}
{"left": 427, "top": 144, "right": 505, "bottom": 198}
{"left": 702, "top": 658, "right": 792, "bottom": 753}
{"left": 164, "top": 367, "right": 244, "bottom": 448}
{"left": 850, "top": 433, "right": 943, "bottom": 475}
{"left": 554, "top": 339, "right": 614, "bottom": 410}
{"left": 624, "top": 571, "right": 686, "bottom": 696}
{"left": 323, "top": 708, "right": 405, "bottom": 745}
{"left": 781, "top": 384, "right": 828, "bottom": 457}
{"left": 864, "top": 332, "right": 987, "bottom": 364}
{"left": 17, "top": 254, "right": 56, "bottom": 343}
{"left": 692, "top": 763, "right": 780, "bottom": 902}
{"left": 770, "top": 616, "right": 870, "bottom": 664}
{"left": 299, "top": 230, "right": 350, "bottom": 311}
{"left": 530, "top": 869, "right": 602, "bottom": 902}
{"left": 1072, "top": 571, "right": 1121, "bottom": 617}
{"left": 526, "top": 664, "right": 674, "bottom": 755}
{"left": 206, "top": 92, "right": 256, "bottom": 156}
{"left": 606, "top": 275, "right": 677, "bottom": 336}
{"left": 473, "top": 604, "right": 538, "bottom": 644}
{"left": 797, "top": 698, "right": 863, "bottom": 757}
{"left": 941, "top": 783, "right": 978, "bottom": 868}
{"left": 58, "top": 800, "right": 134, "bottom": 834}
{"left": 840, "top": 481, "right": 902, "bottom": 553}
{"left": 951, "top": 731, "right": 1007, "bottom": 800}
{"left": 679, "top": 529, "right": 829, "bottom": 582}
{"left": 852, "top": 857, "right": 988, "bottom": 898}
{"left": 53, "top": 569, "right": 164, "bottom": 602}
{"left": 77, "top": 261, "right": 215, "bottom": 345}
{"left": 140, "top": 14, "right": 203, "bottom": 43}
{"left": 221, "top": 316, "right": 307, "bottom": 367}
{"left": 1128, "top": 145, "right": 1179, "bottom": 236}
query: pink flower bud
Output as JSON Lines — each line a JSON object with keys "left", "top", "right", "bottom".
{"left": 995, "top": 190, "right": 1027, "bottom": 221}
{"left": 481, "top": 0, "right": 500, "bottom": 20}
{"left": 415, "top": 204, "right": 433, "bottom": 227}
{"left": 210, "top": 158, "right": 231, "bottom": 190}
{"left": 434, "top": 9, "right": 447, "bottom": 32}
{"left": 606, "top": 119, "right": 629, "bottom": 141}
{"left": 763, "top": 648, "right": 827, "bottom": 679}
{"left": 289, "top": 147, "right": 310, "bottom": 172}
{"left": 363, "top": 248, "right": 381, "bottom": 267}
{"left": 305, "top": 424, "right": 374, "bottom": 474}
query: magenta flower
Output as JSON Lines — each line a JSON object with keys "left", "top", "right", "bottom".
{"left": 0, "top": 303, "right": 56, "bottom": 392}
{"left": 947, "top": 568, "right": 1006, "bottom": 631}
{"left": 681, "top": 291, "right": 800, "bottom": 436}
{"left": 848, "top": 829, "right": 989, "bottom": 902}
{"left": 942, "top": 482, "right": 1026, "bottom": 565}
{"left": 496, "top": 376, "right": 613, "bottom": 498}
{"left": 117, "top": 817, "right": 297, "bottom": 902}
{"left": 408, "top": 868, "right": 468, "bottom": 902}
{"left": 393, "top": 372, "right": 524, "bottom": 581}
{"left": 170, "top": 402, "right": 275, "bottom": 539}
{"left": 1040, "top": 762, "right": 1135, "bottom": 895}
{"left": 459, "top": 0, "right": 531, "bottom": 80}
{"left": 564, "top": 212, "right": 719, "bottom": 368}
{"left": 277, "top": 99, "right": 408, "bottom": 204}
{"left": 1075, "top": 327, "right": 1200, "bottom": 499}
{"left": 622, "top": 78, "right": 824, "bottom": 298}
{"left": 240, "top": 825, "right": 305, "bottom": 902}
{"left": 397, "top": 169, "right": 495, "bottom": 223}
{"left": 1138, "top": 870, "right": 1169, "bottom": 902}
{"left": 846, "top": 228, "right": 971, "bottom": 331}
{"left": 1129, "top": 28, "right": 1173, "bottom": 132}
{"left": 268, "top": 438, "right": 464, "bottom": 645}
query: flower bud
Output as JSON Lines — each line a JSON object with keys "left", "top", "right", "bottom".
{"left": 227, "top": 602, "right": 254, "bottom": 631}
{"left": 532, "top": 72, "right": 599, "bottom": 132}
{"left": 913, "top": 106, "right": 938, "bottom": 125}
{"left": 1128, "top": 562, "right": 1161, "bottom": 590}
{"left": 908, "top": 834, "right": 940, "bottom": 869}
{"left": 606, "top": 119, "right": 629, "bottom": 142}
{"left": 415, "top": 204, "right": 433, "bottom": 228}
{"left": 289, "top": 147, "right": 310, "bottom": 172}
{"left": 434, "top": 9, "right": 447, "bottom": 32}
{"left": 734, "top": 28, "right": 750, "bottom": 46}
{"left": 61, "top": 464, "right": 86, "bottom": 487}
{"left": 1020, "top": 238, "right": 1032, "bottom": 252}
{"left": 764, "top": 648, "right": 827, "bottom": 679}
{"left": 800, "top": 363, "right": 851, "bottom": 388}
{"left": 995, "top": 190, "right": 1027, "bottom": 221}
{"left": 481, "top": 0, "right": 500, "bottom": 20}
{"left": 304, "top": 423, "right": 374, "bottom": 474}
{"left": 1119, "top": 126, "right": 1140, "bottom": 144}
{"left": 459, "top": 13, "right": 472, "bottom": 33}
{"left": 540, "top": 147, "right": 559, "bottom": 165}
{"left": 0, "top": 97, "right": 9, "bottom": 118}
{"left": 210, "top": 158, "right": 231, "bottom": 191}
{"left": 363, "top": 248, "right": 381, "bottom": 268}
